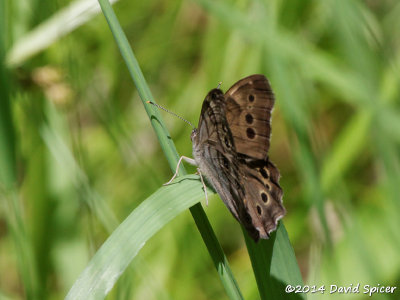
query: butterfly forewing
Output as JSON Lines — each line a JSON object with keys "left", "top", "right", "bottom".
{"left": 192, "top": 89, "right": 260, "bottom": 239}
{"left": 225, "top": 74, "right": 274, "bottom": 160}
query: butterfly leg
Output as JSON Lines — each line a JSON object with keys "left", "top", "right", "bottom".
{"left": 196, "top": 168, "right": 208, "bottom": 206}
{"left": 164, "top": 156, "right": 197, "bottom": 185}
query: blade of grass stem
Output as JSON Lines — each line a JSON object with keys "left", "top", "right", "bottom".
{"left": 0, "top": 39, "right": 39, "bottom": 298}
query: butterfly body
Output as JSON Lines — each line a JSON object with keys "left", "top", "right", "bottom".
{"left": 191, "top": 75, "right": 286, "bottom": 242}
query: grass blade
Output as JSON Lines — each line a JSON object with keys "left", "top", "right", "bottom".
{"left": 66, "top": 175, "right": 208, "bottom": 300}
{"left": 6, "top": 0, "right": 120, "bottom": 67}
{"left": 1, "top": 23, "right": 41, "bottom": 298}
{"left": 244, "top": 224, "right": 306, "bottom": 300}
{"left": 321, "top": 111, "right": 372, "bottom": 192}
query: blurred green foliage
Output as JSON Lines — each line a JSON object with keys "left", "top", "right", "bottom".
{"left": 1, "top": 0, "right": 400, "bottom": 299}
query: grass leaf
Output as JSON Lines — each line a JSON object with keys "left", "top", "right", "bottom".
{"left": 244, "top": 224, "right": 305, "bottom": 300}
{"left": 66, "top": 175, "right": 206, "bottom": 300}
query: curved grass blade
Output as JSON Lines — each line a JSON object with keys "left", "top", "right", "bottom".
{"left": 244, "top": 224, "right": 306, "bottom": 300}
{"left": 66, "top": 175, "right": 209, "bottom": 300}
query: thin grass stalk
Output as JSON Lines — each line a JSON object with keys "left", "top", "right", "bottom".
{"left": 0, "top": 36, "right": 39, "bottom": 299}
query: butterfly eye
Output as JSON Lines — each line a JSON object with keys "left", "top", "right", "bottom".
{"left": 211, "top": 92, "right": 218, "bottom": 100}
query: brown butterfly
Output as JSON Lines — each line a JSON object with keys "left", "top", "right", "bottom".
{"left": 152, "top": 74, "right": 286, "bottom": 241}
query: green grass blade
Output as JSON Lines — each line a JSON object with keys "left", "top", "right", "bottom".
{"left": 66, "top": 175, "right": 207, "bottom": 300}
{"left": 321, "top": 111, "right": 372, "bottom": 192}
{"left": 195, "top": 0, "right": 370, "bottom": 107}
{"left": 6, "top": 0, "right": 120, "bottom": 67}
{"left": 96, "top": 1, "right": 244, "bottom": 299}
{"left": 1, "top": 27, "right": 40, "bottom": 299}
{"left": 244, "top": 224, "right": 306, "bottom": 300}
{"left": 41, "top": 124, "right": 119, "bottom": 232}
{"left": 0, "top": 35, "right": 15, "bottom": 187}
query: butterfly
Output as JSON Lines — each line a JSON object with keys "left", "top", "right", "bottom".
{"left": 153, "top": 74, "right": 286, "bottom": 242}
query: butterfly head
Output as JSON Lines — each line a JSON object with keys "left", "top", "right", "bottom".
{"left": 190, "top": 128, "right": 198, "bottom": 142}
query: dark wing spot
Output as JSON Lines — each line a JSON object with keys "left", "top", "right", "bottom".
{"left": 245, "top": 114, "right": 253, "bottom": 124}
{"left": 257, "top": 205, "right": 262, "bottom": 215}
{"left": 261, "top": 192, "right": 268, "bottom": 203}
{"left": 260, "top": 168, "right": 268, "bottom": 178}
{"left": 246, "top": 128, "right": 255, "bottom": 139}
{"left": 248, "top": 94, "right": 255, "bottom": 102}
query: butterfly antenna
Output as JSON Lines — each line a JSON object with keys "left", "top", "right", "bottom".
{"left": 217, "top": 81, "right": 222, "bottom": 89}
{"left": 147, "top": 101, "right": 195, "bottom": 129}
